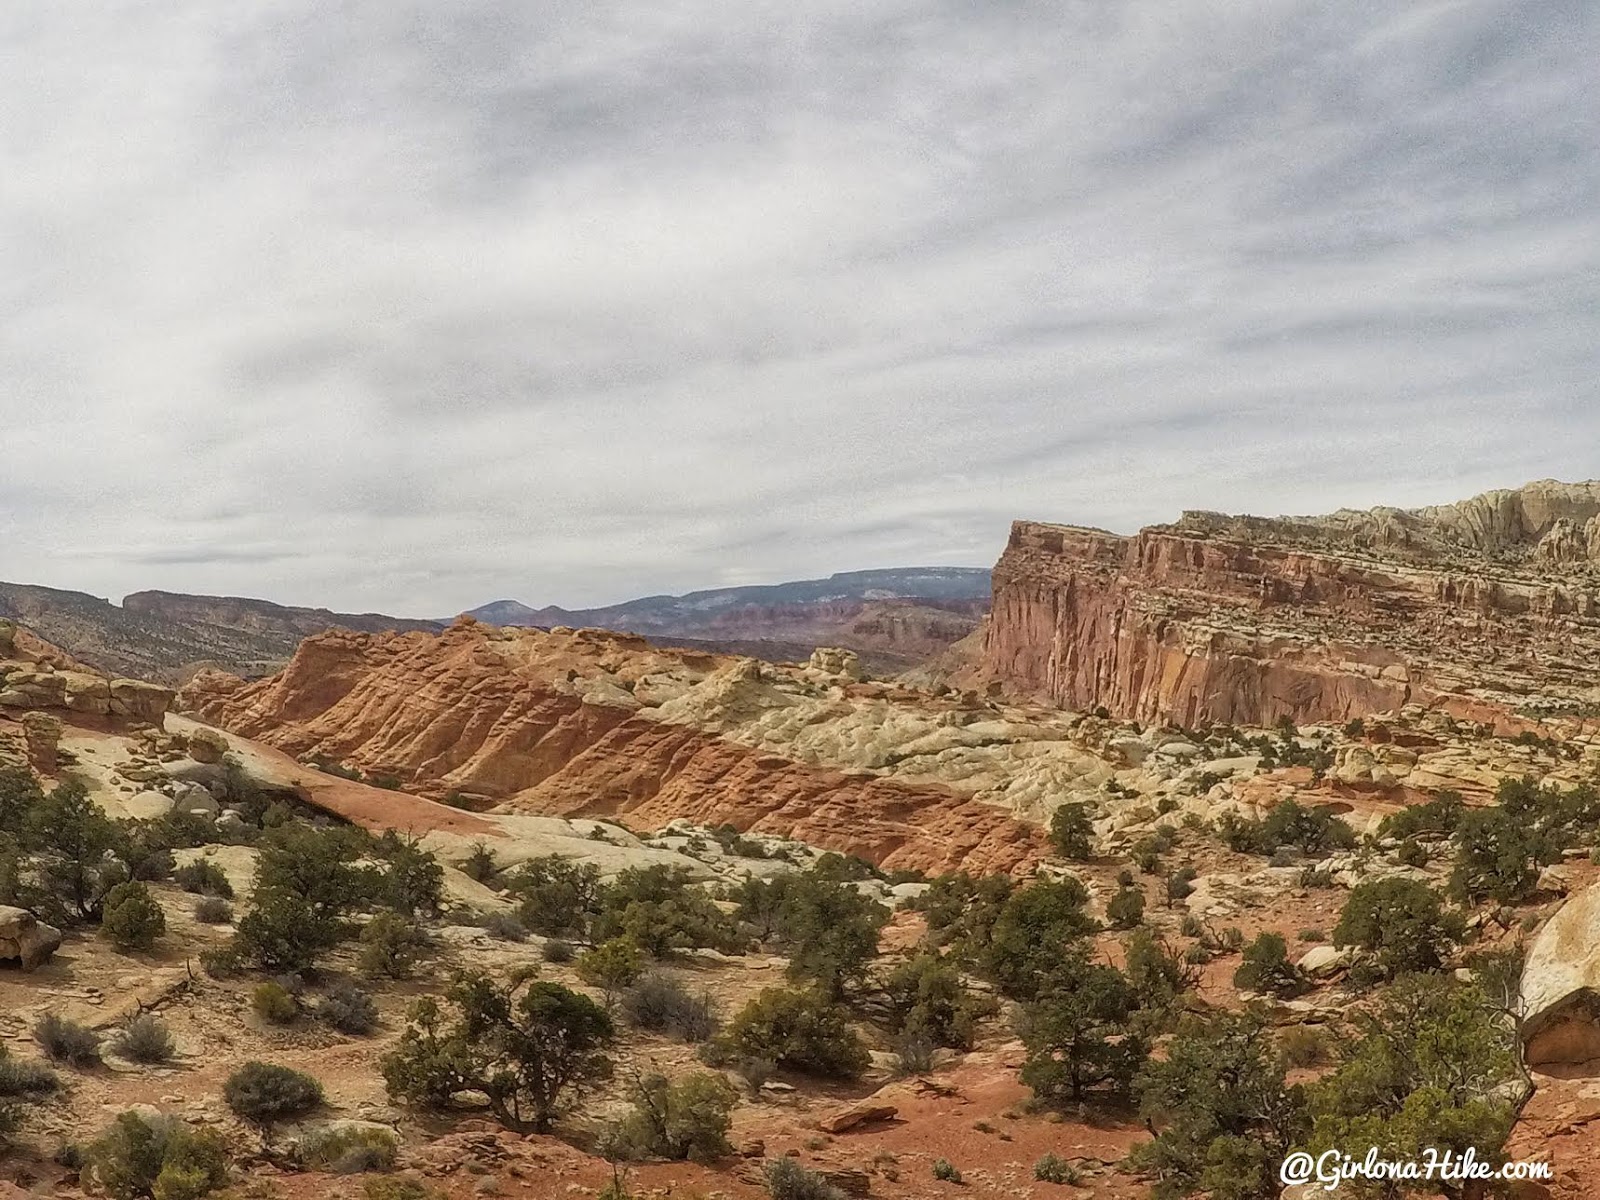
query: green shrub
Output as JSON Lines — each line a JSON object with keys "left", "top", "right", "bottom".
{"left": 932, "top": 1158, "right": 962, "bottom": 1182}
{"left": 319, "top": 983, "right": 379, "bottom": 1036}
{"left": 610, "top": 1071, "right": 737, "bottom": 1162}
{"left": 223, "top": 1061, "right": 324, "bottom": 1129}
{"left": 363, "top": 1177, "right": 435, "bottom": 1200}
{"left": 35, "top": 1013, "right": 101, "bottom": 1067}
{"left": 1106, "top": 887, "right": 1145, "bottom": 929}
{"left": 577, "top": 937, "right": 645, "bottom": 1006}
{"left": 1232, "top": 933, "right": 1304, "bottom": 997}
{"left": 463, "top": 842, "right": 496, "bottom": 883}
{"left": 250, "top": 983, "right": 298, "bottom": 1025}
{"left": 541, "top": 937, "right": 574, "bottom": 961}
{"left": 298, "top": 1124, "right": 399, "bottom": 1173}
{"left": 173, "top": 861, "right": 233, "bottom": 899}
{"left": 709, "top": 987, "right": 868, "bottom": 1080}
{"left": 102, "top": 882, "right": 166, "bottom": 952}
{"left": 1033, "top": 1153, "right": 1077, "bottom": 1184}
{"left": 1334, "top": 877, "right": 1464, "bottom": 981}
{"left": 87, "top": 1111, "right": 229, "bottom": 1200}
{"left": 111, "top": 1015, "right": 176, "bottom": 1065}
{"left": 382, "top": 972, "right": 613, "bottom": 1134}
{"left": 884, "top": 952, "right": 992, "bottom": 1051}
{"left": 358, "top": 912, "right": 431, "bottom": 979}
{"left": 1279, "top": 1025, "right": 1329, "bottom": 1067}
{"left": 1049, "top": 804, "right": 1093, "bottom": 860}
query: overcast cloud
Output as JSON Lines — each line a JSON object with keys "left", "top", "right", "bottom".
{"left": 2, "top": 0, "right": 1596, "bottom": 615}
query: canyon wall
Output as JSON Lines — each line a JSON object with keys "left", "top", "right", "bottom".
{"left": 970, "top": 480, "right": 1600, "bottom": 727}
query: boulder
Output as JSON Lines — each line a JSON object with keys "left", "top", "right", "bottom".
{"left": 1522, "top": 880, "right": 1600, "bottom": 1069}
{"left": 186, "top": 727, "right": 230, "bottom": 764}
{"left": 1297, "top": 944, "right": 1352, "bottom": 980}
{"left": 109, "top": 679, "right": 175, "bottom": 722}
{"left": 172, "top": 781, "right": 220, "bottom": 818}
{"left": 0, "top": 904, "right": 64, "bottom": 970}
{"left": 808, "top": 647, "right": 864, "bottom": 681}
{"left": 124, "top": 790, "right": 177, "bottom": 820}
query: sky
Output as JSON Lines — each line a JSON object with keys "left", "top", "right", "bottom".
{"left": 1, "top": 0, "right": 1596, "bottom": 616}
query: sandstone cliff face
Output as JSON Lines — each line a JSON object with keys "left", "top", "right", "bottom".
{"left": 179, "top": 621, "right": 1049, "bottom": 876}
{"left": 970, "top": 480, "right": 1600, "bottom": 727}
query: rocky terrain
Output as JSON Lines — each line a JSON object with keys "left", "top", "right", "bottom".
{"left": 963, "top": 479, "right": 1600, "bottom": 729}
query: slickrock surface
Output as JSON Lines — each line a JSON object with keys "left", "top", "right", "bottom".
{"left": 966, "top": 479, "right": 1600, "bottom": 727}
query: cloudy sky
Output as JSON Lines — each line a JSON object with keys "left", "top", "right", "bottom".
{"left": 2, "top": 1, "right": 1596, "bottom": 615}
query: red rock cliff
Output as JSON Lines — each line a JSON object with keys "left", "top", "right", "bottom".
{"left": 972, "top": 481, "right": 1600, "bottom": 727}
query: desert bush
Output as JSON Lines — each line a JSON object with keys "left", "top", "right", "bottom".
{"left": 707, "top": 987, "right": 868, "bottom": 1080}
{"left": 382, "top": 971, "right": 613, "bottom": 1133}
{"left": 102, "top": 881, "right": 166, "bottom": 952}
{"left": 883, "top": 952, "right": 991, "bottom": 1051}
{"left": 480, "top": 911, "right": 527, "bottom": 942}
{"left": 363, "top": 1177, "right": 435, "bottom": 1200}
{"left": 0, "top": 1043, "right": 59, "bottom": 1139}
{"left": 1106, "top": 886, "right": 1145, "bottom": 929}
{"left": 1232, "top": 932, "right": 1304, "bottom": 998}
{"left": 193, "top": 896, "right": 232, "bottom": 924}
{"left": 1019, "top": 951, "right": 1146, "bottom": 1105}
{"left": 610, "top": 1071, "right": 737, "bottom": 1163}
{"left": 1034, "top": 1153, "right": 1078, "bottom": 1184}
{"left": 765, "top": 1157, "right": 846, "bottom": 1200}
{"left": 932, "top": 1158, "right": 962, "bottom": 1182}
{"left": 298, "top": 1124, "right": 399, "bottom": 1173}
{"left": 1334, "top": 877, "right": 1464, "bottom": 982}
{"left": 1049, "top": 803, "right": 1093, "bottom": 860}
{"left": 319, "top": 983, "right": 379, "bottom": 1036}
{"left": 463, "top": 842, "right": 497, "bottom": 883}
{"left": 620, "top": 973, "right": 718, "bottom": 1043}
{"left": 891, "top": 1031, "right": 934, "bottom": 1076}
{"left": 250, "top": 982, "right": 298, "bottom": 1025}
{"left": 577, "top": 937, "right": 645, "bottom": 1006}
{"left": 173, "top": 860, "right": 233, "bottom": 899}
{"left": 223, "top": 1061, "right": 324, "bottom": 1130}
{"left": 541, "top": 937, "right": 574, "bottom": 961}
{"left": 35, "top": 1013, "right": 101, "bottom": 1067}
{"left": 358, "top": 912, "right": 431, "bottom": 979}
{"left": 111, "top": 1015, "right": 176, "bottom": 1065}
{"left": 87, "top": 1110, "right": 229, "bottom": 1200}
{"left": 1279, "top": 1024, "right": 1329, "bottom": 1067}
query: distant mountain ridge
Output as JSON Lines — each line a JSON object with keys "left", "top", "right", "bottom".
{"left": 463, "top": 567, "right": 992, "bottom": 629}
{"left": 460, "top": 567, "right": 993, "bottom": 673}
{"left": 0, "top": 583, "right": 443, "bottom": 683}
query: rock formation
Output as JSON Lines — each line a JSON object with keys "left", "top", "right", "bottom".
{"left": 0, "top": 621, "right": 173, "bottom": 726}
{"left": 965, "top": 480, "right": 1600, "bottom": 728}
{"left": 0, "top": 905, "right": 63, "bottom": 970}
{"left": 177, "top": 620, "right": 1062, "bottom": 876}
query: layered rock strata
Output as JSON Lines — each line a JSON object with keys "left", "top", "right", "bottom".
{"left": 969, "top": 480, "right": 1600, "bottom": 727}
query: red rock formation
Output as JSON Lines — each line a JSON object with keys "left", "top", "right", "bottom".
{"left": 968, "top": 482, "right": 1600, "bottom": 727}
{"left": 179, "top": 621, "right": 1045, "bottom": 876}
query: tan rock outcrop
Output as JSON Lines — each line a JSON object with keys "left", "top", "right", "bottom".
{"left": 0, "top": 904, "right": 64, "bottom": 970}
{"left": 1523, "top": 881, "right": 1600, "bottom": 1070}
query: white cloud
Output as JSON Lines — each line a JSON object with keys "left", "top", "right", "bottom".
{"left": 1, "top": 0, "right": 1595, "bottom": 614}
